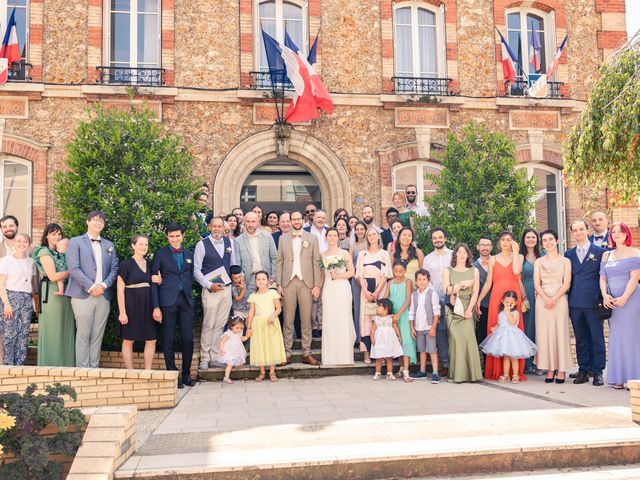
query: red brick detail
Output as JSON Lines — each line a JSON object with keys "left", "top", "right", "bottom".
{"left": 162, "top": 0, "right": 174, "bottom": 9}
{"left": 88, "top": 0, "right": 101, "bottom": 6}
{"left": 383, "top": 77, "right": 395, "bottom": 94}
{"left": 595, "top": 0, "right": 626, "bottom": 13}
{"left": 630, "top": 228, "right": 640, "bottom": 247}
{"left": 444, "top": 2, "right": 457, "bottom": 24}
{"left": 163, "top": 70, "right": 175, "bottom": 85}
{"left": 241, "top": 33, "right": 253, "bottom": 54}
{"left": 88, "top": 26, "right": 102, "bottom": 48}
{"left": 239, "top": 0, "right": 252, "bottom": 14}
{"left": 29, "top": 66, "right": 42, "bottom": 82}
{"left": 87, "top": 67, "right": 99, "bottom": 83}
{"left": 446, "top": 42, "right": 457, "bottom": 61}
{"left": 162, "top": 29, "right": 175, "bottom": 49}
{"left": 309, "top": 0, "right": 320, "bottom": 17}
{"left": 382, "top": 39, "right": 394, "bottom": 59}
{"left": 515, "top": 149, "right": 531, "bottom": 163}
{"left": 241, "top": 72, "right": 252, "bottom": 88}
{"left": 543, "top": 149, "right": 563, "bottom": 168}
{"left": 29, "top": 24, "right": 43, "bottom": 45}
{"left": 597, "top": 31, "right": 627, "bottom": 50}
{"left": 381, "top": 0, "right": 392, "bottom": 20}
{"left": 559, "top": 83, "right": 570, "bottom": 97}
{"left": 495, "top": 0, "right": 566, "bottom": 28}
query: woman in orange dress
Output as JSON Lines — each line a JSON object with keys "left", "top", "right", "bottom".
{"left": 477, "top": 231, "right": 526, "bottom": 381}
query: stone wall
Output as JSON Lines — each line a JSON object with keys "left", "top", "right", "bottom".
{"left": 43, "top": 0, "right": 87, "bottom": 84}
{"left": 0, "top": 366, "right": 178, "bottom": 410}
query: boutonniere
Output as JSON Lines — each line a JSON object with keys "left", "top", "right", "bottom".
{"left": 147, "top": 253, "right": 154, "bottom": 260}
{"left": 186, "top": 258, "right": 192, "bottom": 264}
{"left": 303, "top": 241, "right": 309, "bottom": 248}
{"left": 225, "top": 247, "right": 232, "bottom": 254}
{"left": 106, "top": 247, "right": 114, "bottom": 255}
{"left": 588, "top": 253, "right": 595, "bottom": 261}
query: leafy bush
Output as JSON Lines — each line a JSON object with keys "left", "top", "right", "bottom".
{"left": 416, "top": 122, "right": 535, "bottom": 251}
{"left": 0, "top": 384, "right": 86, "bottom": 480}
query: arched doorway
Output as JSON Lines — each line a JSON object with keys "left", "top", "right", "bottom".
{"left": 214, "top": 129, "right": 352, "bottom": 216}
{"left": 240, "top": 159, "right": 322, "bottom": 213}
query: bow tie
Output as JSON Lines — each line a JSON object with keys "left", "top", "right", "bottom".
{"left": 171, "top": 247, "right": 183, "bottom": 254}
{"left": 595, "top": 236, "right": 604, "bottom": 240}
{"left": 91, "top": 238, "right": 101, "bottom": 243}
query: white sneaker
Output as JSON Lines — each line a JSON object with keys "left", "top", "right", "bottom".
{"left": 198, "top": 361, "right": 209, "bottom": 370}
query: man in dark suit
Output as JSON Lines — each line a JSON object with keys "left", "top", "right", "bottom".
{"left": 151, "top": 222, "right": 196, "bottom": 389}
{"left": 381, "top": 207, "right": 399, "bottom": 250}
{"left": 565, "top": 219, "right": 606, "bottom": 386}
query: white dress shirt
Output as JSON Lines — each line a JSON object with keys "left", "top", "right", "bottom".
{"left": 410, "top": 288, "right": 441, "bottom": 330}
{"left": 309, "top": 225, "right": 328, "bottom": 254}
{"left": 422, "top": 247, "right": 453, "bottom": 295}
{"left": 592, "top": 230, "right": 608, "bottom": 248}
{"left": 291, "top": 234, "right": 303, "bottom": 281}
{"left": 247, "top": 233, "right": 262, "bottom": 273}
{"left": 88, "top": 235, "right": 106, "bottom": 292}
{"left": 194, "top": 235, "right": 238, "bottom": 289}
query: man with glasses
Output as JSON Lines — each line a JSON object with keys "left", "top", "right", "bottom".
{"left": 405, "top": 184, "right": 428, "bottom": 216}
{"left": 303, "top": 203, "right": 316, "bottom": 229}
{"left": 474, "top": 237, "right": 493, "bottom": 357}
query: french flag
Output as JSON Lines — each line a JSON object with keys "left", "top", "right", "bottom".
{"left": 529, "top": 29, "right": 542, "bottom": 73}
{"left": 0, "top": 9, "right": 21, "bottom": 85}
{"left": 262, "top": 29, "right": 319, "bottom": 123}
{"left": 497, "top": 29, "right": 517, "bottom": 83}
{"left": 305, "top": 35, "right": 334, "bottom": 114}
{"left": 546, "top": 35, "right": 568, "bottom": 77}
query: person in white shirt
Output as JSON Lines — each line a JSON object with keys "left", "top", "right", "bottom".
{"left": 589, "top": 211, "right": 609, "bottom": 248}
{"left": 405, "top": 184, "right": 429, "bottom": 216}
{"left": 422, "top": 228, "right": 453, "bottom": 376}
{"left": 408, "top": 269, "right": 441, "bottom": 383}
{"left": 0, "top": 233, "right": 37, "bottom": 365}
{"left": 234, "top": 212, "right": 277, "bottom": 296}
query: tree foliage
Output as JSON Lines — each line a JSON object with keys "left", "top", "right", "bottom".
{"left": 55, "top": 105, "right": 203, "bottom": 258}
{"left": 0, "top": 384, "right": 86, "bottom": 480}
{"left": 416, "top": 122, "right": 535, "bottom": 251}
{"left": 564, "top": 35, "right": 640, "bottom": 203}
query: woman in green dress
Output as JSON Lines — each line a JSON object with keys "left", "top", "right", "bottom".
{"left": 392, "top": 192, "right": 414, "bottom": 230}
{"left": 34, "top": 224, "right": 75, "bottom": 366}
{"left": 443, "top": 243, "right": 483, "bottom": 383}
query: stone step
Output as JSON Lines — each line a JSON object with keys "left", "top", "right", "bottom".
{"left": 116, "top": 407, "right": 640, "bottom": 480}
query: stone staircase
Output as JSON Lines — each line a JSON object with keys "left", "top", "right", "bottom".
{"left": 198, "top": 338, "right": 385, "bottom": 381}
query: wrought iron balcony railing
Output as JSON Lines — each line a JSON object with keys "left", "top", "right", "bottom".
{"left": 8, "top": 59, "right": 31, "bottom": 82}
{"left": 250, "top": 70, "right": 293, "bottom": 91}
{"left": 508, "top": 78, "right": 564, "bottom": 99}
{"left": 96, "top": 66, "right": 164, "bottom": 86}
{"left": 392, "top": 76, "right": 453, "bottom": 96}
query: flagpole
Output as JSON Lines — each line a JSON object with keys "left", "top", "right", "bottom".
{"left": 261, "top": 22, "right": 284, "bottom": 125}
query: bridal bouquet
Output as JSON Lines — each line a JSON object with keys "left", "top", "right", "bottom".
{"left": 320, "top": 255, "right": 347, "bottom": 271}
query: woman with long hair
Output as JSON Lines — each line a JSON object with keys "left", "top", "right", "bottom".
{"left": 334, "top": 217, "right": 351, "bottom": 250}
{"left": 519, "top": 228, "right": 541, "bottom": 373}
{"left": 392, "top": 227, "right": 425, "bottom": 283}
{"left": 225, "top": 214, "right": 242, "bottom": 239}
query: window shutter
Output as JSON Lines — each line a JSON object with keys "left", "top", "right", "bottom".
{"left": 438, "top": 4, "right": 446, "bottom": 78}
{"left": 104, "top": 1, "right": 110, "bottom": 66}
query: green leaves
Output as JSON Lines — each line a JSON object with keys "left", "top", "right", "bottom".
{"left": 565, "top": 48, "right": 640, "bottom": 203}
{"left": 55, "top": 104, "right": 204, "bottom": 258}
{"left": 416, "top": 122, "right": 535, "bottom": 251}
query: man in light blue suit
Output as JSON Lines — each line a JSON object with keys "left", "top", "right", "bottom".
{"left": 234, "top": 211, "right": 277, "bottom": 295}
{"left": 66, "top": 211, "right": 119, "bottom": 368}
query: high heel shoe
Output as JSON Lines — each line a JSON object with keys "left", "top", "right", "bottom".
{"left": 555, "top": 377, "right": 565, "bottom": 384}
{"left": 545, "top": 371, "right": 556, "bottom": 383}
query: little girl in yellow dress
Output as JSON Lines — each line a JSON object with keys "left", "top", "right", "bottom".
{"left": 247, "top": 270, "right": 286, "bottom": 382}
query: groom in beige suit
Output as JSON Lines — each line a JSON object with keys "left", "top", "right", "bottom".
{"left": 276, "top": 210, "right": 322, "bottom": 365}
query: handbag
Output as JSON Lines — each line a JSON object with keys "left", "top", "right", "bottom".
{"left": 453, "top": 295, "right": 465, "bottom": 317}
{"left": 597, "top": 262, "right": 613, "bottom": 321}
{"left": 364, "top": 301, "right": 378, "bottom": 315}
{"left": 521, "top": 298, "right": 530, "bottom": 313}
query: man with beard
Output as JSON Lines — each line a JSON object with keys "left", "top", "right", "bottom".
{"left": 381, "top": 208, "right": 399, "bottom": 250}
{"left": 0, "top": 215, "right": 31, "bottom": 257}
{"left": 361, "top": 205, "right": 383, "bottom": 233}
{"left": 303, "top": 203, "right": 316, "bottom": 229}
{"left": 405, "top": 184, "right": 428, "bottom": 216}
{"left": 422, "top": 228, "right": 452, "bottom": 377}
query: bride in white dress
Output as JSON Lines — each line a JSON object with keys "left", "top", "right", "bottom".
{"left": 321, "top": 228, "right": 356, "bottom": 365}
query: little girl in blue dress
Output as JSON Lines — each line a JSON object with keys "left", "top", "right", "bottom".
{"left": 480, "top": 290, "right": 536, "bottom": 384}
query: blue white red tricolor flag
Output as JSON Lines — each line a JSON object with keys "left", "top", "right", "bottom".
{"left": 306, "top": 35, "right": 334, "bottom": 114}
{"left": 529, "top": 28, "right": 542, "bottom": 73}
{"left": 546, "top": 34, "right": 568, "bottom": 77}
{"left": 497, "top": 29, "right": 517, "bottom": 83}
{"left": 0, "top": 9, "right": 21, "bottom": 85}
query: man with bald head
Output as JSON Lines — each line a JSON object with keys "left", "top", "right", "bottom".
{"left": 234, "top": 211, "right": 277, "bottom": 296}
{"left": 589, "top": 211, "right": 609, "bottom": 248}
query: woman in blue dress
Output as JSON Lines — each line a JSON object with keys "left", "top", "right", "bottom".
{"left": 519, "top": 228, "right": 541, "bottom": 374}
{"left": 600, "top": 223, "right": 640, "bottom": 389}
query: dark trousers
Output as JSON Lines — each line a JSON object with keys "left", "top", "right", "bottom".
{"left": 475, "top": 305, "right": 489, "bottom": 345}
{"left": 437, "top": 293, "right": 450, "bottom": 368}
{"left": 570, "top": 307, "right": 605, "bottom": 375}
{"left": 161, "top": 290, "right": 194, "bottom": 377}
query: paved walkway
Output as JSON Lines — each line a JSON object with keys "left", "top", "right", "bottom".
{"left": 117, "top": 374, "right": 639, "bottom": 478}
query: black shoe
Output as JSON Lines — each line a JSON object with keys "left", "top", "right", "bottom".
{"left": 555, "top": 377, "right": 565, "bottom": 384}
{"left": 177, "top": 377, "right": 184, "bottom": 389}
{"left": 545, "top": 374, "right": 555, "bottom": 383}
{"left": 312, "top": 329, "right": 321, "bottom": 338}
{"left": 569, "top": 372, "right": 579, "bottom": 379}
{"left": 182, "top": 375, "right": 196, "bottom": 387}
{"left": 573, "top": 371, "right": 590, "bottom": 384}
{"left": 593, "top": 374, "right": 604, "bottom": 386}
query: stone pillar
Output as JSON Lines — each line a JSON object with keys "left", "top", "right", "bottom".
{"left": 415, "top": 127, "right": 431, "bottom": 159}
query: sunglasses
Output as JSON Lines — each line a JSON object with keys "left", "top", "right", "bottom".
{"left": 337, "top": 214, "right": 348, "bottom": 219}
{"left": 306, "top": 209, "right": 316, "bottom": 214}
{"left": 406, "top": 191, "right": 417, "bottom": 195}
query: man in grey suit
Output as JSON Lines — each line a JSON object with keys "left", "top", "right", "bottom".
{"left": 276, "top": 211, "right": 322, "bottom": 365}
{"left": 65, "top": 211, "right": 119, "bottom": 368}
{"left": 234, "top": 212, "right": 277, "bottom": 295}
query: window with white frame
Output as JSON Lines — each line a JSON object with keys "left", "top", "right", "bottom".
{"left": 256, "top": 0, "right": 307, "bottom": 71}
{"left": 1, "top": 1, "right": 29, "bottom": 80}
{"left": 516, "top": 164, "right": 566, "bottom": 250}
{"left": 506, "top": 9, "right": 555, "bottom": 80}
{"left": 392, "top": 161, "right": 442, "bottom": 205}
{"left": 104, "top": 0, "right": 161, "bottom": 84}
{"left": 393, "top": 2, "right": 446, "bottom": 94}
{"left": 0, "top": 156, "right": 32, "bottom": 235}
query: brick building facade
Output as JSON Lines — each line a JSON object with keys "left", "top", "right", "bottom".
{"left": 0, "top": 0, "right": 635, "bottom": 247}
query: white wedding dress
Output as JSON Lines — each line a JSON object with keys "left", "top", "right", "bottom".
{"left": 321, "top": 254, "right": 356, "bottom": 365}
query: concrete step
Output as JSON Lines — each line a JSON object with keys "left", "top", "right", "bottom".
{"left": 116, "top": 406, "right": 640, "bottom": 480}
